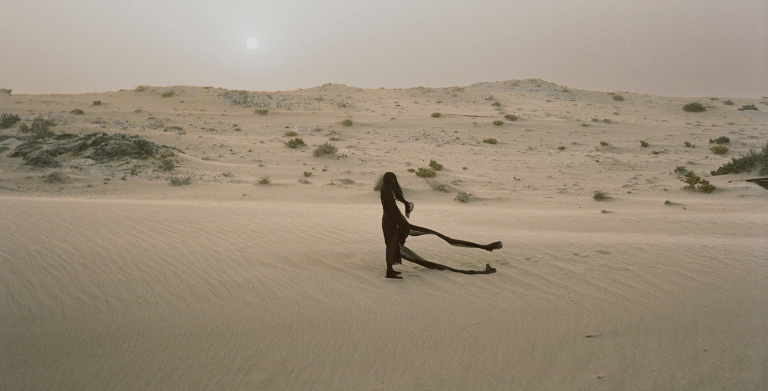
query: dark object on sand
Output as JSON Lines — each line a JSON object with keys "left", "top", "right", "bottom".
{"left": 745, "top": 177, "right": 768, "bottom": 190}
{"left": 400, "top": 245, "right": 497, "bottom": 274}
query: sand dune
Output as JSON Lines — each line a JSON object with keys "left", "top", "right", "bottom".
{"left": 1, "top": 80, "right": 767, "bottom": 390}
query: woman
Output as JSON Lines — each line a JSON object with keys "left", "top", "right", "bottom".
{"left": 380, "top": 172, "right": 502, "bottom": 279}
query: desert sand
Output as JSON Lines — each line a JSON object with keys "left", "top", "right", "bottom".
{"left": 1, "top": 80, "right": 766, "bottom": 390}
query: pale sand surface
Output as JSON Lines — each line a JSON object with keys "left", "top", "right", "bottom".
{"left": 1, "top": 80, "right": 767, "bottom": 390}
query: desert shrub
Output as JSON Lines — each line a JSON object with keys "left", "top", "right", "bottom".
{"left": 557, "top": 146, "right": 566, "bottom": 150}
{"left": 161, "top": 158, "right": 175, "bottom": 171}
{"left": 69, "top": 109, "right": 84, "bottom": 115}
{"left": 431, "top": 112, "right": 441, "bottom": 118}
{"left": 430, "top": 182, "right": 450, "bottom": 192}
{"left": 674, "top": 166, "right": 688, "bottom": 175}
{"left": 710, "top": 146, "right": 729, "bottom": 155}
{"left": 286, "top": 138, "right": 306, "bottom": 149}
{"left": 303, "top": 171, "right": 312, "bottom": 177}
{"left": 711, "top": 142, "right": 768, "bottom": 175}
{"left": 483, "top": 138, "right": 498, "bottom": 144}
{"left": 593, "top": 191, "right": 608, "bottom": 201}
{"left": 640, "top": 140, "right": 650, "bottom": 148}
{"left": 407, "top": 168, "right": 415, "bottom": 173}
{"left": 684, "top": 141, "right": 693, "bottom": 148}
{"left": 338, "top": 178, "right": 354, "bottom": 185}
{"left": 258, "top": 175, "right": 271, "bottom": 184}
{"left": 682, "top": 171, "right": 715, "bottom": 193}
{"left": 710, "top": 136, "right": 730, "bottom": 144}
{"left": 26, "top": 117, "right": 56, "bottom": 138}
{"left": 591, "top": 118, "right": 600, "bottom": 122}
{"left": 254, "top": 109, "right": 269, "bottom": 115}
{"left": 504, "top": 114, "right": 518, "bottom": 121}
{"left": 92, "top": 100, "right": 101, "bottom": 106}
{"left": 313, "top": 142, "right": 337, "bottom": 157}
{"left": 44, "top": 172, "right": 70, "bottom": 183}
{"left": 135, "top": 85, "right": 149, "bottom": 92}
{"left": 454, "top": 191, "right": 469, "bottom": 203}
{"left": 603, "top": 118, "right": 612, "bottom": 124}
{"left": 682, "top": 102, "right": 706, "bottom": 112}
{"left": 161, "top": 90, "right": 175, "bottom": 98}
{"left": 340, "top": 119, "right": 353, "bottom": 126}
{"left": 284, "top": 130, "right": 298, "bottom": 137}
{"left": 612, "top": 94, "right": 624, "bottom": 101}
{"left": 415, "top": 167, "right": 437, "bottom": 178}
{"left": 18, "top": 123, "right": 29, "bottom": 132}
{"left": 723, "top": 100, "right": 734, "bottom": 105}
{"left": 0, "top": 113, "right": 20, "bottom": 128}
{"left": 428, "top": 159, "right": 443, "bottom": 171}
{"left": 600, "top": 141, "right": 611, "bottom": 147}
{"left": 492, "top": 120, "right": 504, "bottom": 126}
{"left": 738, "top": 104, "right": 758, "bottom": 111}
{"left": 491, "top": 102, "right": 501, "bottom": 107}
{"left": 298, "top": 178, "right": 311, "bottom": 184}
{"left": 222, "top": 171, "right": 234, "bottom": 177}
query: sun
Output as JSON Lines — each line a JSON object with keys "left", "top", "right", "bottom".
{"left": 245, "top": 35, "right": 260, "bottom": 50}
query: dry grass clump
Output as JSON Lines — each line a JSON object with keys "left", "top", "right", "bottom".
{"left": 254, "top": 109, "right": 269, "bottom": 115}
{"left": 710, "top": 136, "right": 730, "bottom": 144}
{"left": 69, "top": 109, "right": 84, "bottom": 115}
{"left": 0, "top": 113, "right": 20, "bottom": 129}
{"left": 682, "top": 171, "right": 715, "bottom": 193}
{"left": 313, "top": 142, "right": 337, "bottom": 157}
{"left": 415, "top": 167, "right": 437, "bottom": 178}
{"left": 710, "top": 145, "right": 729, "bottom": 155}
{"left": 723, "top": 100, "right": 734, "bottom": 105}
{"left": 738, "top": 104, "right": 758, "bottom": 111}
{"left": 492, "top": 120, "right": 504, "bottom": 126}
{"left": 430, "top": 181, "right": 450, "bottom": 192}
{"left": 600, "top": 141, "right": 611, "bottom": 147}
{"left": 684, "top": 141, "right": 694, "bottom": 148}
{"left": 92, "top": 100, "right": 102, "bottom": 106}
{"left": 612, "top": 94, "right": 624, "bottom": 101}
{"left": 431, "top": 112, "right": 441, "bottom": 118}
{"left": 340, "top": 119, "right": 353, "bottom": 126}
{"left": 593, "top": 190, "right": 609, "bottom": 201}
{"left": 504, "top": 114, "right": 518, "bottom": 121}
{"left": 258, "top": 175, "right": 271, "bottom": 185}
{"left": 286, "top": 138, "right": 306, "bottom": 149}
{"left": 683, "top": 102, "right": 706, "bottom": 112}
{"left": 483, "top": 138, "right": 498, "bottom": 144}
{"left": 303, "top": 171, "right": 312, "bottom": 177}
{"left": 454, "top": 191, "right": 469, "bottom": 203}
{"left": 161, "top": 90, "right": 175, "bottom": 98}
{"left": 428, "top": 159, "right": 443, "bottom": 171}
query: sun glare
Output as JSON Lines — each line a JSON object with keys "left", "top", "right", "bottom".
{"left": 245, "top": 35, "right": 260, "bottom": 50}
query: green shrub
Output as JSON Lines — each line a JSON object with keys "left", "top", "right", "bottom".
{"left": 0, "top": 113, "right": 20, "bottom": 129}
{"left": 69, "top": 109, "right": 84, "bottom": 115}
{"left": 684, "top": 141, "right": 693, "bottom": 148}
{"left": 600, "top": 141, "right": 611, "bottom": 147}
{"left": 431, "top": 112, "right": 441, "bottom": 118}
{"left": 340, "top": 119, "right": 353, "bottom": 126}
{"left": 92, "top": 100, "right": 101, "bottom": 106}
{"left": 710, "top": 146, "right": 729, "bottom": 155}
{"left": 407, "top": 168, "right": 415, "bottom": 173}
{"left": 286, "top": 138, "right": 306, "bottom": 149}
{"left": 504, "top": 114, "right": 518, "bottom": 121}
{"left": 313, "top": 142, "right": 337, "bottom": 157}
{"left": 682, "top": 102, "right": 706, "bottom": 112}
{"left": 640, "top": 140, "right": 650, "bottom": 148}
{"left": 612, "top": 94, "right": 624, "bottom": 101}
{"left": 723, "top": 100, "right": 734, "bottom": 105}
{"left": 303, "top": 171, "right": 313, "bottom": 177}
{"left": 161, "top": 90, "right": 175, "bottom": 98}
{"left": 284, "top": 130, "right": 298, "bottom": 137}
{"left": 711, "top": 142, "right": 768, "bottom": 175}
{"left": 491, "top": 102, "right": 501, "bottom": 107}
{"left": 428, "top": 159, "right": 443, "bottom": 171}
{"left": 258, "top": 175, "right": 271, "bottom": 184}
{"left": 415, "top": 167, "right": 436, "bottom": 178}
{"left": 483, "top": 138, "right": 497, "bottom": 144}
{"left": 557, "top": 146, "right": 566, "bottom": 150}
{"left": 738, "top": 104, "right": 758, "bottom": 111}
{"left": 603, "top": 118, "right": 612, "bottom": 124}
{"left": 492, "top": 120, "right": 504, "bottom": 126}
{"left": 135, "top": 85, "right": 149, "bottom": 92}
{"left": 683, "top": 171, "right": 716, "bottom": 193}
{"left": 26, "top": 117, "right": 56, "bottom": 138}
{"left": 710, "top": 136, "right": 730, "bottom": 144}
{"left": 593, "top": 191, "right": 608, "bottom": 201}
{"left": 254, "top": 108, "right": 269, "bottom": 115}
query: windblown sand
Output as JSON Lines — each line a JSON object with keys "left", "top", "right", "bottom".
{"left": 1, "top": 81, "right": 766, "bottom": 390}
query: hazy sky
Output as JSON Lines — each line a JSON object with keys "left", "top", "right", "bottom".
{"left": 2, "top": 0, "right": 766, "bottom": 97}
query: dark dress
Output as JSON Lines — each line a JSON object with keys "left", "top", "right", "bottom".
{"left": 380, "top": 184, "right": 410, "bottom": 266}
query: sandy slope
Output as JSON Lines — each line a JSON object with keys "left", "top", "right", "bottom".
{"left": 1, "top": 80, "right": 767, "bottom": 390}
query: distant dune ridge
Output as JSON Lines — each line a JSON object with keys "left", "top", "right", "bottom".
{"left": 1, "top": 80, "right": 767, "bottom": 390}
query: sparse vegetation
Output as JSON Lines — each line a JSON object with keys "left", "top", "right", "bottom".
{"left": 682, "top": 102, "right": 706, "bottom": 112}
{"left": 557, "top": 146, "right": 566, "bottom": 150}
{"left": 222, "top": 171, "right": 234, "bottom": 177}
{"left": 24, "top": 117, "right": 56, "bottom": 138}
{"left": 600, "top": 141, "right": 611, "bottom": 147}
{"left": 684, "top": 141, "right": 694, "bottom": 148}
{"left": 711, "top": 141, "right": 768, "bottom": 176}
{"left": 415, "top": 167, "right": 437, "bottom": 178}
{"left": 258, "top": 175, "right": 271, "bottom": 185}
{"left": 254, "top": 109, "right": 269, "bottom": 115}
{"left": 593, "top": 191, "right": 608, "bottom": 201}
{"left": 454, "top": 191, "right": 469, "bottom": 203}
{"left": 504, "top": 114, "right": 518, "bottom": 121}
{"left": 431, "top": 112, "right": 441, "bottom": 118}
{"left": 284, "top": 130, "right": 298, "bottom": 137}
{"left": 92, "top": 100, "right": 101, "bottom": 106}
{"left": 710, "top": 145, "right": 729, "bottom": 155}
{"left": 0, "top": 113, "right": 20, "bottom": 128}
{"left": 640, "top": 140, "right": 650, "bottom": 148}
{"left": 407, "top": 168, "right": 416, "bottom": 173}
{"left": 340, "top": 119, "right": 353, "bottom": 126}
{"left": 313, "top": 142, "right": 338, "bottom": 157}
{"left": 44, "top": 171, "right": 69, "bottom": 183}
{"left": 161, "top": 90, "right": 175, "bottom": 98}
{"left": 428, "top": 159, "right": 443, "bottom": 171}
{"left": 682, "top": 171, "right": 715, "bottom": 193}
{"left": 723, "top": 100, "right": 734, "bottom": 105}
{"left": 603, "top": 118, "right": 612, "bottom": 124}
{"left": 430, "top": 181, "right": 450, "bottom": 192}
{"left": 491, "top": 102, "right": 501, "bottom": 107}
{"left": 710, "top": 136, "right": 730, "bottom": 144}
{"left": 69, "top": 109, "right": 84, "bottom": 115}
{"left": 135, "top": 85, "right": 149, "bottom": 92}
{"left": 612, "top": 94, "right": 624, "bottom": 101}
{"left": 286, "top": 138, "right": 306, "bottom": 149}
{"left": 492, "top": 120, "right": 504, "bottom": 126}
{"left": 303, "top": 171, "right": 313, "bottom": 177}
{"left": 738, "top": 104, "right": 758, "bottom": 111}
{"left": 161, "top": 158, "right": 175, "bottom": 171}
{"left": 483, "top": 138, "right": 498, "bottom": 144}
{"left": 338, "top": 178, "right": 354, "bottom": 185}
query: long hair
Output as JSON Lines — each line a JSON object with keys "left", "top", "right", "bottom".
{"left": 381, "top": 172, "right": 408, "bottom": 205}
